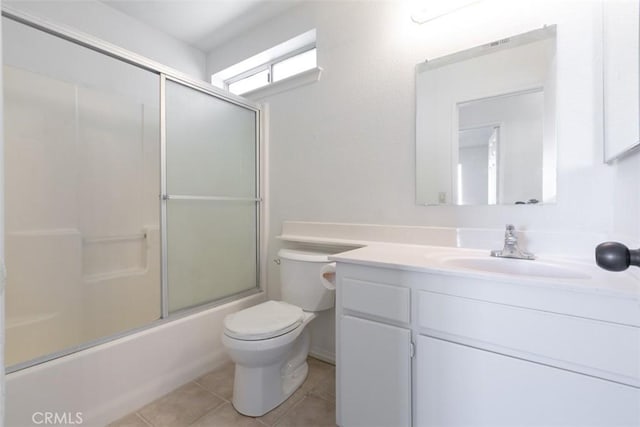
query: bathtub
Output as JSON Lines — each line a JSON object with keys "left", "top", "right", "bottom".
{"left": 5, "top": 291, "right": 265, "bottom": 426}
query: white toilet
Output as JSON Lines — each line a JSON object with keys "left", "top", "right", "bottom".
{"left": 222, "top": 248, "right": 336, "bottom": 416}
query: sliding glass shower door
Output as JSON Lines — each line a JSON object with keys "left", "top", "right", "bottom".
{"left": 3, "top": 13, "right": 261, "bottom": 370}
{"left": 3, "top": 17, "right": 161, "bottom": 367}
{"left": 164, "top": 80, "right": 259, "bottom": 313}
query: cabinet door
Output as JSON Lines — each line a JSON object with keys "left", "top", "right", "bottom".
{"left": 603, "top": 0, "right": 640, "bottom": 161}
{"left": 415, "top": 335, "right": 640, "bottom": 427}
{"left": 339, "top": 315, "right": 411, "bottom": 427}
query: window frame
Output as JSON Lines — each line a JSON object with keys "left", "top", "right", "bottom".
{"left": 224, "top": 44, "right": 316, "bottom": 95}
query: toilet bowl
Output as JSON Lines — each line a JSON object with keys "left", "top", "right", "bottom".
{"left": 222, "top": 249, "right": 336, "bottom": 416}
{"left": 222, "top": 302, "right": 316, "bottom": 416}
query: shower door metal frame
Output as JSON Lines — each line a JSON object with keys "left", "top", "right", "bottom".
{"left": 2, "top": 6, "right": 264, "bottom": 372}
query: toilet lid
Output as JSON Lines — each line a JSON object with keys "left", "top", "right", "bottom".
{"left": 223, "top": 300, "right": 304, "bottom": 341}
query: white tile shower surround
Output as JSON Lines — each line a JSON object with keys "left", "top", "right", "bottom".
{"left": 278, "top": 221, "right": 635, "bottom": 261}
{"left": 109, "top": 357, "right": 336, "bottom": 427}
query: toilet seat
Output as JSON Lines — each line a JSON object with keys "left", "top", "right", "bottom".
{"left": 224, "top": 300, "right": 304, "bottom": 341}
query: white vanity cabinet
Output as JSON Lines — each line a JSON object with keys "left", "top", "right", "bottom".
{"left": 334, "top": 260, "right": 640, "bottom": 427}
{"left": 416, "top": 335, "right": 639, "bottom": 426}
{"left": 336, "top": 265, "right": 412, "bottom": 427}
{"left": 339, "top": 316, "right": 411, "bottom": 427}
{"left": 415, "top": 289, "right": 640, "bottom": 426}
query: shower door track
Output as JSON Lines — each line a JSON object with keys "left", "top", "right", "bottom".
{"left": 2, "top": 7, "right": 264, "bottom": 373}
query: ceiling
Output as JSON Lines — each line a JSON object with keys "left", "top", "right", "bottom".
{"left": 102, "top": 0, "right": 303, "bottom": 52}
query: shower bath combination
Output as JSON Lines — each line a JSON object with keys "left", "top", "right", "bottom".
{"left": 2, "top": 8, "right": 263, "bottom": 423}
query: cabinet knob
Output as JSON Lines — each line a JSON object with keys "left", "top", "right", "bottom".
{"left": 595, "top": 242, "right": 640, "bottom": 271}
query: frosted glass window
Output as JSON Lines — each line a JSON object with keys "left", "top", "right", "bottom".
{"left": 228, "top": 69, "right": 270, "bottom": 95}
{"left": 273, "top": 48, "right": 317, "bottom": 82}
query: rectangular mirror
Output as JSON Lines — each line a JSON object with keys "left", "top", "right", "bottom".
{"left": 416, "top": 26, "right": 556, "bottom": 205}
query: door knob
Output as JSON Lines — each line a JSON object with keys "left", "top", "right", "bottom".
{"left": 595, "top": 242, "right": 640, "bottom": 271}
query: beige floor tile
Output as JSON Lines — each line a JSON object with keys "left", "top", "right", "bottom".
{"left": 274, "top": 395, "right": 336, "bottom": 427}
{"left": 195, "top": 362, "right": 235, "bottom": 400}
{"left": 256, "top": 386, "right": 308, "bottom": 426}
{"left": 139, "top": 382, "right": 225, "bottom": 427}
{"left": 258, "top": 357, "right": 335, "bottom": 426}
{"left": 310, "top": 373, "right": 335, "bottom": 401}
{"left": 302, "top": 358, "right": 334, "bottom": 391}
{"left": 116, "top": 357, "right": 335, "bottom": 427}
{"left": 307, "top": 358, "right": 334, "bottom": 375}
{"left": 190, "top": 402, "right": 266, "bottom": 427}
{"left": 108, "top": 413, "right": 151, "bottom": 427}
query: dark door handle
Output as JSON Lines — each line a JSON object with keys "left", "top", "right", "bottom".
{"left": 595, "top": 242, "right": 640, "bottom": 271}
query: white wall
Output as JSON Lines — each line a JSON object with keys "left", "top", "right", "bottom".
{"left": 4, "top": 0, "right": 206, "bottom": 80}
{"left": 205, "top": 0, "right": 630, "bottom": 301}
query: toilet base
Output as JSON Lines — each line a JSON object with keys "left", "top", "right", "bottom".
{"left": 232, "top": 360, "right": 309, "bottom": 417}
{"left": 230, "top": 325, "right": 312, "bottom": 417}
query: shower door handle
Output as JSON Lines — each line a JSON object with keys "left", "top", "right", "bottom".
{"left": 0, "top": 259, "right": 5, "bottom": 293}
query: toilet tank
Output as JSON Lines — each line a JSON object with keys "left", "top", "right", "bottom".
{"left": 278, "top": 248, "right": 336, "bottom": 312}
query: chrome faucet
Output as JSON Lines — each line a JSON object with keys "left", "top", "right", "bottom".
{"left": 491, "top": 224, "right": 535, "bottom": 260}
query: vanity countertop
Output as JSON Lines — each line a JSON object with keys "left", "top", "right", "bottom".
{"left": 329, "top": 243, "right": 640, "bottom": 300}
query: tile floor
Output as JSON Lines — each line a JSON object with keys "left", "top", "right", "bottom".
{"left": 109, "top": 357, "right": 336, "bottom": 427}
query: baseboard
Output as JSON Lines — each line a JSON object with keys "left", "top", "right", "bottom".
{"left": 309, "top": 348, "right": 335, "bottom": 365}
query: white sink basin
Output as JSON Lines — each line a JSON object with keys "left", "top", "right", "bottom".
{"left": 441, "top": 256, "right": 591, "bottom": 280}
